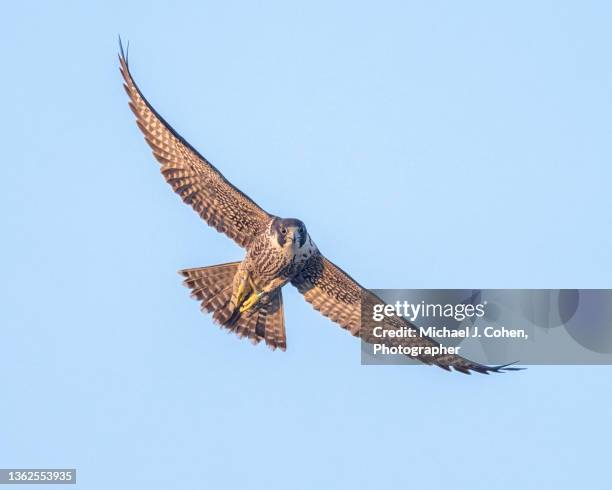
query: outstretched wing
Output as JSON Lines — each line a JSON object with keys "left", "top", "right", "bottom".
{"left": 292, "top": 254, "right": 521, "bottom": 374}
{"left": 119, "top": 42, "right": 271, "bottom": 248}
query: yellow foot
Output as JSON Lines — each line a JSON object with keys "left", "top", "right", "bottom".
{"left": 235, "top": 281, "right": 247, "bottom": 306}
{"left": 233, "top": 272, "right": 253, "bottom": 309}
{"left": 240, "top": 291, "right": 264, "bottom": 313}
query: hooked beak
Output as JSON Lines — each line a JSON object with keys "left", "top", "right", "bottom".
{"left": 286, "top": 229, "right": 300, "bottom": 246}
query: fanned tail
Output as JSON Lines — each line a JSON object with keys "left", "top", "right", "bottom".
{"left": 179, "top": 263, "right": 287, "bottom": 350}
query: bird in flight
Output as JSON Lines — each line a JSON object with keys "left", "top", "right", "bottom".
{"left": 119, "top": 41, "right": 520, "bottom": 374}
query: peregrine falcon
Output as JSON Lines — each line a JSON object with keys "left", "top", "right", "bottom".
{"left": 119, "top": 42, "right": 519, "bottom": 374}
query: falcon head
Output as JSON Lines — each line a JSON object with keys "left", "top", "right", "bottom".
{"left": 271, "top": 218, "right": 308, "bottom": 249}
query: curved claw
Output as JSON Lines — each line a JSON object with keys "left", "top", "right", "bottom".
{"left": 240, "top": 291, "right": 264, "bottom": 313}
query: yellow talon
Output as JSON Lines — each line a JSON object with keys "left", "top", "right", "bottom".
{"left": 240, "top": 291, "right": 263, "bottom": 313}
{"left": 235, "top": 281, "right": 247, "bottom": 305}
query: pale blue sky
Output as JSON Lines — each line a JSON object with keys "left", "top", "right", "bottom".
{"left": 1, "top": 1, "right": 611, "bottom": 489}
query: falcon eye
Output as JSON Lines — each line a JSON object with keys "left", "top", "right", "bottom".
{"left": 280, "top": 227, "right": 287, "bottom": 235}
{"left": 299, "top": 227, "right": 304, "bottom": 234}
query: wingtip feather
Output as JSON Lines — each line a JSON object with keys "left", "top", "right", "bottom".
{"left": 118, "top": 35, "right": 129, "bottom": 65}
